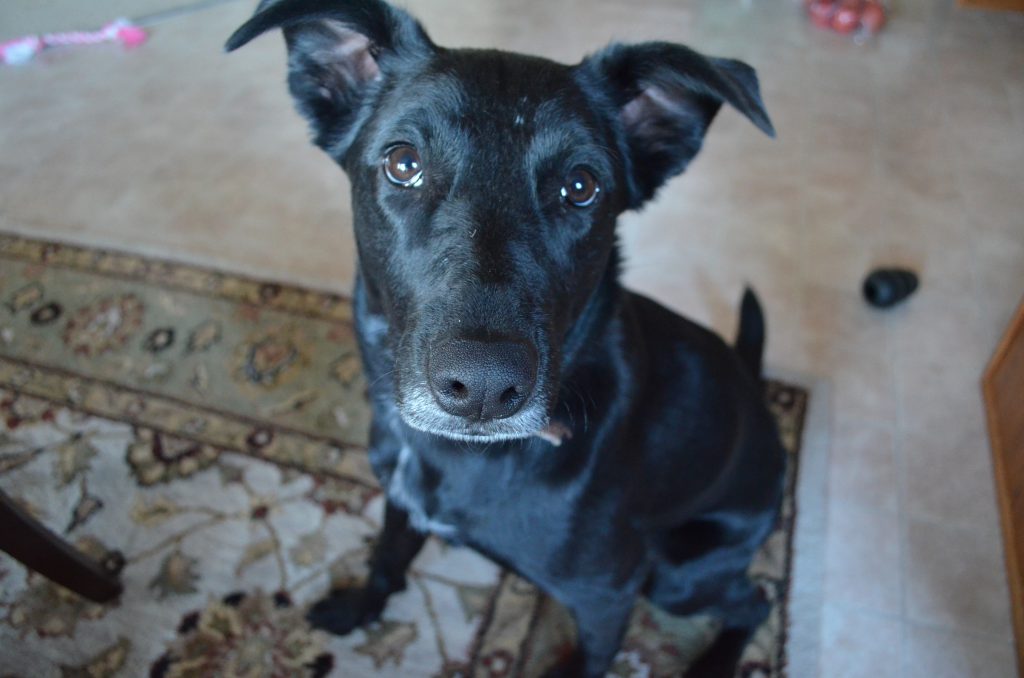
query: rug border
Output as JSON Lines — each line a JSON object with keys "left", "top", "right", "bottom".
{"left": 0, "top": 231, "right": 353, "bottom": 324}
{"left": 772, "top": 370, "right": 830, "bottom": 678}
{"left": 773, "top": 382, "right": 809, "bottom": 677}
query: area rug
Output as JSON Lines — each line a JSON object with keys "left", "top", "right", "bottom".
{"left": 0, "top": 232, "right": 808, "bottom": 678}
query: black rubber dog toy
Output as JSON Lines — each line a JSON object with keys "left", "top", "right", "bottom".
{"left": 863, "top": 268, "right": 919, "bottom": 308}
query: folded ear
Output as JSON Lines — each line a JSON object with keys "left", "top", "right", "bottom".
{"left": 581, "top": 42, "right": 774, "bottom": 207}
{"left": 226, "top": 0, "right": 434, "bottom": 153}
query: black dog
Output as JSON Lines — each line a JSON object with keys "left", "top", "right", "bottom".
{"left": 227, "top": 2, "right": 783, "bottom": 675}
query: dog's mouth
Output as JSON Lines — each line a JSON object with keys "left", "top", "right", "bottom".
{"left": 412, "top": 425, "right": 536, "bottom": 443}
{"left": 395, "top": 382, "right": 556, "bottom": 444}
{"left": 399, "top": 402, "right": 551, "bottom": 443}
{"left": 397, "top": 393, "right": 575, "bottom": 446}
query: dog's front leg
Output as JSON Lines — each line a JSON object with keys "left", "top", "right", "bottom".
{"left": 543, "top": 586, "right": 639, "bottom": 678}
{"left": 306, "top": 501, "right": 426, "bottom": 635}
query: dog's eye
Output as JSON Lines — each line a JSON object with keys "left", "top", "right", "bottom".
{"left": 560, "top": 168, "right": 600, "bottom": 207}
{"left": 383, "top": 145, "right": 424, "bottom": 187}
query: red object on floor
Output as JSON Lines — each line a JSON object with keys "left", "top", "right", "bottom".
{"left": 832, "top": 1, "right": 862, "bottom": 33}
{"left": 808, "top": 0, "right": 836, "bottom": 28}
{"left": 860, "top": 2, "right": 887, "bottom": 33}
{"left": 804, "top": 0, "right": 887, "bottom": 38}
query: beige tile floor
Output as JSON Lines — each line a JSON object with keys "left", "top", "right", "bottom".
{"left": 1, "top": 0, "right": 1022, "bottom": 675}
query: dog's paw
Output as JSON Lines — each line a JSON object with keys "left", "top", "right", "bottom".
{"left": 305, "top": 588, "right": 384, "bottom": 636}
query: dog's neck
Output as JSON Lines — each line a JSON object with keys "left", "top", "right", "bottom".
{"left": 556, "top": 245, "right": 623, "bottom": 377}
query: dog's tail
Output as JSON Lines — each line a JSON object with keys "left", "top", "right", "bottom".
{"left": 735, "top": 287, "right": 765, "bottom": 380}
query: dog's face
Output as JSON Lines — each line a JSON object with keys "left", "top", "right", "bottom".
{"left": 227, "top": 0, "right": 773, "bottom": 442}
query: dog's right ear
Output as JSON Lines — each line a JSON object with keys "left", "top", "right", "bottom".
{"left": 580, "top": 42, "right": 774, "bottom": 208}
{"left": 226, "top": 0, "right": 434, "bottom": 152}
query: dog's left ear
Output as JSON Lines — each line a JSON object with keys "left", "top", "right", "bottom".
{"left": 581, "top": 42, "right": 774, "bottom": 207}
{"left": 226, "top": 0, "right": 434, "bottom": 153}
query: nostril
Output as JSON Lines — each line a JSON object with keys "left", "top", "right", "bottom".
{"left": 499, "top": 386, "right": 519, "bottom": 405}
{"left": 449, "top": 380, "right": 468, "bottom": 399}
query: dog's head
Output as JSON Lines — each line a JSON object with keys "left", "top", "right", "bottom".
{"left": 227, "top": 0, "right": 773, "bottom": 442}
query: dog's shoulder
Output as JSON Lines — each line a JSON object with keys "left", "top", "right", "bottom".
{"left": 623, "top": 290, "right": 736, "bottom": 366}
{"left": 619, "top": 288, "right": 753, "bottom": 444}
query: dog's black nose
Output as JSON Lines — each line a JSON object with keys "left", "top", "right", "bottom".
{"left": 427, "top": 339, "right": 537, "bottom": 421}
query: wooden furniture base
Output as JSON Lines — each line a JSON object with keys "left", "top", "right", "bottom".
{"left": 984, "top": 296, "right": 1024, "bottom": 677}
{"left": 958, "top": 0, "right": 1024, "bottom": 11}
{"left": 0, "top": 489, "right": 123, "bottom": 603}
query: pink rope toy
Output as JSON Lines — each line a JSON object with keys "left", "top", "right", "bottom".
{"left": 0, "top": 18, "right": 147, "bottom": 65}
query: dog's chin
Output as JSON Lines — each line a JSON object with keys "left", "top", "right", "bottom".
{"left": 406, "top": 423, "right": 537, "bottom": 443}
{"left": 397, "top": 390, "right": 549, "bottom": 444}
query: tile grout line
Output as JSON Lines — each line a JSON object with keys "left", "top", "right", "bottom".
{"left": 826, "top": 599, "right": 1017, "bottom": 647}
{"left": 870, "top": 40, "right": 914, "bottom": 675}
{"left": 132, "top": 0, "right": 246, "bottom": 27}
{"left": 791, "top": 47, "right": 834, "bottom": 678}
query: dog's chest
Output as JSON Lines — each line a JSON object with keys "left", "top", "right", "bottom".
{"left": 383, "top": 445, "right": 560, "bottom": 557}
{"left": 386, "top": 446, "right": 461, "bottom": 539}
{"left": 381, "top": 443, "right": 595, "bottom": 594}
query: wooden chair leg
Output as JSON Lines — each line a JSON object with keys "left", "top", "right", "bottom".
{"left": 0, "top": 489, "right": 122, "bottom": 603}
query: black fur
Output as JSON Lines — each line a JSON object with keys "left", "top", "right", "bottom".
{"left": 735, "top": 287, "right": 765, "bottom": 379}
{"left": 227, "top": 3, "right": 784, "bottom": 675}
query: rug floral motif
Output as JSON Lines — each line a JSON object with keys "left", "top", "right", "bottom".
{"left": 0, "top": 233, "right": 808, "bottom": 677}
